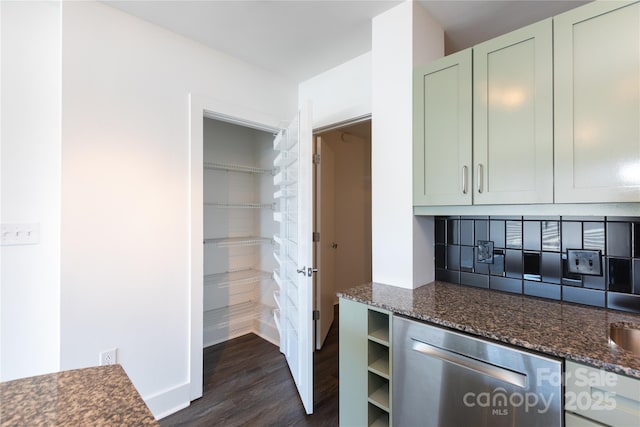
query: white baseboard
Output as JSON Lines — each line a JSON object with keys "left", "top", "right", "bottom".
{"left": 254, "top": 318, "right": 279, "bottom": 347}
{"left": 158, "top": 321, "right": 279, "bottom": 421}
{"left": 143, "top": 381, "right": 191, "bottom": 420}
{"left": 203, "top": 325, "right": 253, "bottom": 348}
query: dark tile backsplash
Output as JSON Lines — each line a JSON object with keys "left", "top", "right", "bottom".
{"left": 583, "top": 222, "right": 605, "bottom": 251}
{"left": 506, "top": 221, "right": 522, "bottom": 249}
{"left": 607, "top": 222, "right": 631, "bottom": 257}
{"left": 434, "top": 216, "right": 640, "bottom": 314}
{"left": 460, "top": 220, "right": 474, "bottom": 246}
{"left": 505, "top": 249, "right": 522, "bottom": 279}
{"left": 541, "top": 221, "right": 560, "bottom": 251}
{"left": 523, "top": 221, "right": 541, "bottom": 251}
{"left": 608, "top": 258, "right": 631, "bottom": 293}
{"left": 523, "top": 251, "right": 541, "bottom": 281}
{"left": 475, "top": 220, "right": 489, "bottom": 242}
{"left": 562, "top": 221, "right": 582, "bottom": 252}
{"left": 460, "top": 246, "right": 474, "bottom": 271}
{"left": 490, "top": 220, "right": 505, "bottom": 248}
{"left": 634, "top": 260, "right": 640, "bottom": 294}
{"left": 446, "top": 245, "right": 460, "bottom": 271}
{"left": 541, "top": 252, "right": 561, "bottom": 284}
{"left": 447, "top": 219, "right": 459, "bottom": 245}
{"left": 490, "top": 250, "right": 505, "bottom": 276}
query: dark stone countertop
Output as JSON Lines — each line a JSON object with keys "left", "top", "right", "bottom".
{"left": 337, "top": 281, "right": 640, "bottom": 379}
{"left": 0, "top": 364, "right": 157, "bottom": 426}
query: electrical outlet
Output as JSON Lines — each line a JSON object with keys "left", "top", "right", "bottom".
{"left": 476, "top": 240, "right": 494, "bottom": 264}
{"left": 567, "top": 249, "right": 602, "bottom": 276}
{"left": 99, "top": 348, "right": 117, "bottom": 366}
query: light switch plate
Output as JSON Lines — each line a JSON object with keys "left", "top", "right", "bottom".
{"left": 1, "top": 223, "right": 40, "bottom": 246}
{"left": 567, "top": 249, "right": 602, "bottom": 276}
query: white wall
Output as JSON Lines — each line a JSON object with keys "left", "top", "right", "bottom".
{"left": 60, "top": 1, "right": 296, "bottom": 418}
{"left": 412, "top": 1, "right": 445, "bottom": 287}
{"left": 371, "top": 1, "right": 443, "bottom": 289}
{"left": 0, "top": 1, "right": 61, "bottom": 381}
{"left": 299, "top": 52, "right": 371, "bottom": 128}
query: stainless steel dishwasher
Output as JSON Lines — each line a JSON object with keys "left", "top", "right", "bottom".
{"left": 393, "top": 316, "right": 562, "bottom": 427}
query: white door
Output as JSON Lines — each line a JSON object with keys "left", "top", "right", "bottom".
{"left": 273, "top": 105, "right": 314, "bottom": 414}
{"left": 314, "top": 136, "right": 336, "bottom": 350}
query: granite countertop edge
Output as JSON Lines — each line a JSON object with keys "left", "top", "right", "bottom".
{"left": 337, "top": 282, "right": 640, "bottom": 380}
{"left": 0, "top": 364, "right": 158, "bottom": 426}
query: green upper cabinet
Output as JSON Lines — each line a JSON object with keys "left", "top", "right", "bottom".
{"left": 554, "top": 1, "right": 640, "bottom": 203}
{"left": 413, "top": 20, "right": 553, "bottom": 207}
{"left": 413, "top": 49, "right": 472, "bottom": 206}
{"left": 473, "top": 19, "right": 553, "bottom": 205}
{"left": 413, "top": 1, "right": 639, "bottom": 209}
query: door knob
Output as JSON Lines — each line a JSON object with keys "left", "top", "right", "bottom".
{"left": 331, "top": 242, "right": 338, "bottom": 249}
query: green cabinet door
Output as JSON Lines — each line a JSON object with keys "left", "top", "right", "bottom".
{"left": 554, "top": 1, "right": 640, "bottom": 203}
{"left": 413, "top": 49, "right": 472, "bottom": 206}
{"left": 565, "top": 361, "right": 640, "bottom": 426}
{"left": 473, "top": 19, "right": 553, "bottom": 205}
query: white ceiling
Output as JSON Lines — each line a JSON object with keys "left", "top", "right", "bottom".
{"left": 103, "top": 0, "right": 589, "bottom": 82}
{"left": 423, "top": 0, "right": 590, "bottom": 53}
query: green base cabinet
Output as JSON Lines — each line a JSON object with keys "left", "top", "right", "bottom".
{"left": 565, "top": 361, "right": 640, "bottom": 426}
{"left": 339, "top": 298, "right": 392, "bottom": 426}
{"left": 339, "top": 298, "right": 368, "bottom": 427}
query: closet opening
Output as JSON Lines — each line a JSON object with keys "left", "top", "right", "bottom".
{"left": 189, "top": 102, "right": 370, "bottom": 419}
{"left": 202, "top": 117, "right": 279, "bottom": 349}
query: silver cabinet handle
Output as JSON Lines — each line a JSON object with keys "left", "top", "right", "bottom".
{"left": 477, "top": 164, "right": 483, "bottom": 194}
{"left": 411, "top": 338, "right": 527, "bottom": 388}
{"left": 462, "top": 166, "right": 468, "bottom": 194}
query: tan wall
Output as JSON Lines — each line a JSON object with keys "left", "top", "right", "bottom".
{"left": 322, "top": 122, "right": 372, "bottom": 296}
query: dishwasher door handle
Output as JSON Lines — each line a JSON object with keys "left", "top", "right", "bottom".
{"left": 411, "top": 338, "right": 527, "bottom": 389}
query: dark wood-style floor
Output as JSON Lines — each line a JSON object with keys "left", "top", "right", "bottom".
{"left": 160, "top": 308, "right": 339, "bottom": 427}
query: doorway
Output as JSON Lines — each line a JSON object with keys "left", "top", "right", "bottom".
{"left": 188, "top": 95, "right": 283, "bottom": 401}
{"left": 189, "top": 94, "right": 371, "bottom": 414}
{"left": 314, "top": 119, "right": 372, "bottom": 349}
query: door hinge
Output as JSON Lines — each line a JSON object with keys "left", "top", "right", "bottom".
{"left": 313, "top": 310, "right": 320, "bottom": 320}
{"left": 313, "top": 153, "right": 320, "bottom": 164}
{"left": 313, "top": 231, "right": 320, "bottom": 242}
